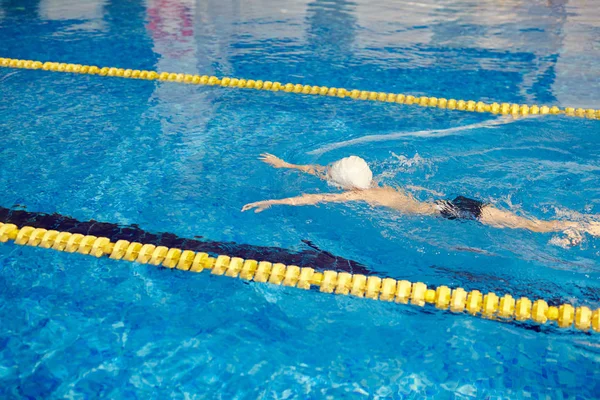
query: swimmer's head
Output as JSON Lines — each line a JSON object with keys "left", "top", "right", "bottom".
{"left": 327, "top": 156, "right": 373, "bottom": 190}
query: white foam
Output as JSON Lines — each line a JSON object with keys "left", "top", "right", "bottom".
{"left": 308, "top": 116, "right": 521, "bottom": 156}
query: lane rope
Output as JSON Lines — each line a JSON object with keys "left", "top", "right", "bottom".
{"left": 1, "top": 57, "right": 599, "bottom": 119}
{"left": 0, "top": 221, "right": 598, "bottom": 332}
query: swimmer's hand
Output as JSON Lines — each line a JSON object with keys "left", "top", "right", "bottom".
{"left": 259, "top": 153, "right": 290, "bottom": 169}
{"left": 551, "top": 221, "right": 599, "bottom": 248}
{"left": 563, "top": 228, "right": 584, "bottom": 246}
{"left": 242, "top": 200, "right": 275, "bottom": 213}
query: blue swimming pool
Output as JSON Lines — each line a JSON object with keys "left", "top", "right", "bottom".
{"left": 1, "top": 0, "right": 599, "bottom": 398}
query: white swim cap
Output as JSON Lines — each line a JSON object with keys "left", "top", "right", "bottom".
{"left": 327, "top": 156, "right": 373, "bottom": 190}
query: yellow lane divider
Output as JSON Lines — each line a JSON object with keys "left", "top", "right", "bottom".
{"left": 1, "top": 221, "right": 598, "bottom": 332}
{"left": 1, "top": 57, "right": 599, "bottom": 119}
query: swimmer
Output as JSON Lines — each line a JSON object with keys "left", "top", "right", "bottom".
{"left": 242, "top": 154, "right": 600, "bottom": 246}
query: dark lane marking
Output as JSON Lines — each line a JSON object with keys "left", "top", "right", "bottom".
{"left": 0, "top": 207, "right": 371, "bottom": 275}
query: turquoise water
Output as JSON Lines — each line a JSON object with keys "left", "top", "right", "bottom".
{"left": 1, "top": 0, "right": 599, "bottom": 398}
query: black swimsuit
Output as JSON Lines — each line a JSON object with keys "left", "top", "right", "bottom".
{"left": 435, "top": 196, "right": 485, "bottom": 220}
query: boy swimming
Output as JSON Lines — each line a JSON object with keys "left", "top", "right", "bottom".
{"left": 242, "top": 154, "right": 600, "bottom": 246}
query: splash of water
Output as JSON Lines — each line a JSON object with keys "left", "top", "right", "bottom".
{"left": 308, "top": 116, "right": 521, "bottom": 156}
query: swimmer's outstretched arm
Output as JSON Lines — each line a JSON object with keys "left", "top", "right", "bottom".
{"left": 259, "top": 153, "right": 327, "bottom": 178}
{"left": 241, "top": 189, "right": 438, "bottom": 215}
{"left": 242, "top": 192, "right": 361, "bottom": 213}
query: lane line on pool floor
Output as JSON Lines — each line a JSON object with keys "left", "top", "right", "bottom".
{"left": 0, "top": 221, "right": 598, "bottom": 333}
{"left": 0, "top": 206, "right": 371, "bottom": 275}
{"left": 1, "top": 57, "right": 599, "bottom": 120}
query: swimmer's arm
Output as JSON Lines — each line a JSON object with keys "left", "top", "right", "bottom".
{"left": 241, "top": 190, "right": 439, "bottom": 215}
{"left": 259, "top": 153, "right": 327, "bottom": 178}
{"left": 242, "top": 192, "right": 362, "bottom": 213}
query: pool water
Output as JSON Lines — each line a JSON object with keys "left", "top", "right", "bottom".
{"left": 1, "top": 0, "right": 599, "bottom": 398}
